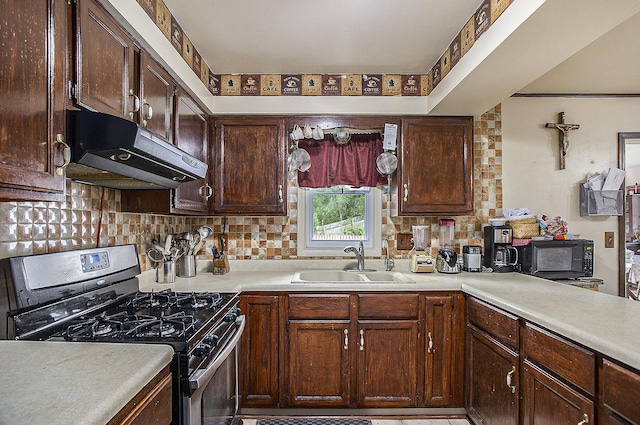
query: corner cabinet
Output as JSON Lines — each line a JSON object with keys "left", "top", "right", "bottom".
{"left": 399, "top": 117, "right": 473, "bottom": 215}
{"left": 0, "top": 0, "right": 67, "bottom": 202}
{"left": 212, "top": 117, "right": 287, "bottom": 215}
{"left": 466, "top": 297, "right": 519, "bottom": 425}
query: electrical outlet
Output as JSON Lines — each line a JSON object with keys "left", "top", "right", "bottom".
{"left": 605, "top": 231, "right": 615, "bottom": 248}
{"left": 396, "top": 233, "right": 413, "bottom": 250}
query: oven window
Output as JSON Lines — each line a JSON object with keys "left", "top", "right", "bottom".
{"left": 536, "top": 247, "right": 573, "bottom": 271}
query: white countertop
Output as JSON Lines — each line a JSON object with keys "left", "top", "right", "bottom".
{"left": 0, "top": 341, "right": 174, "bottom": 425}
{"left": 139, "top": 258, "right": 640, "bottom": 371}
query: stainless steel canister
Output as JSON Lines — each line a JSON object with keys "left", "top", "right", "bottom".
{"left": 156, "top": 260, "right": 176, "bottom": 283}
{"left": 177, "top": 255, "right": 197, "bottom": 278}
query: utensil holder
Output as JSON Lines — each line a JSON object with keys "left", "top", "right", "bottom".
{"left": 156, "top": 260, "right": 176, "bottom": 283}
{"left": 177, "top": 255, "right": 197, "bottom": 278}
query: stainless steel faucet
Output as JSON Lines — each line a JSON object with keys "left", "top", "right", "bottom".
{"left": 382, "top": 239, "right": 395, "bottom": 271}
{"left": 344, "top": 240, "right": 366, "bottom": 271}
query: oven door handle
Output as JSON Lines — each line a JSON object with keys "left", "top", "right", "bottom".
{"left": 189, "top": 315, "right": 245, "bottom": 390}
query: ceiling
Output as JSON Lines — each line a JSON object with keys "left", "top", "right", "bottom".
{"left": 162, "top": 0, "right": 640, "bottom": 94}
{"left": 162, "top": 0, "right": 482, "bottom": 75}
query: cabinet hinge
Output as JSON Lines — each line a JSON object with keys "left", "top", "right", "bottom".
{"left": 68, "top": 81, "right": 77, "bottom": 100}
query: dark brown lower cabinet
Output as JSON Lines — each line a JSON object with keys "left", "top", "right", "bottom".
{"left": 424, "top": 294, "right": 464, "bottom": 407}
{"left": 240, "top": 294, "right": 280, "bottom": 407}
{"left": 600, "top": 358, "right": 640, "bottom": 425}
{"left": 522, "top": 361, "right": 594, "bottom": 425}
{"left": 357, "top": 320, "right": 419, "bottom": 407}
{"left": 466, "top": 326, "right": 519, "bottom": 425}
{"left": 287, "top": 320, "right": 351, "bottom": 407}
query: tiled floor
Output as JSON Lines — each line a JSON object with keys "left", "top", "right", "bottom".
{"left": 242, "top": 419, "right": 470, "bottom": 425}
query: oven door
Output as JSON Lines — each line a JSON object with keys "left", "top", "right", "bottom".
{"left": 184, "top": 315, "right": 245, "bottom": 425}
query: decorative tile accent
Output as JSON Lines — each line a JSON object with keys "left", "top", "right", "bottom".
{"left": 0, "top": 106, "right": 501, "bottom": 269}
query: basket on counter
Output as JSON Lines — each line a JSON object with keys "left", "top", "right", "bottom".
{"left": 506, "top": 216, "right": 540, "bottom": 239}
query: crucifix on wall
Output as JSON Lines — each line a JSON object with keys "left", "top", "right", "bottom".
{"left": 545, "top": 112, "right": 580, "bottom": 170}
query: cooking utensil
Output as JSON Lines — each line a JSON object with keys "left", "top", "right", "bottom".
{"left": 192, "top": 240, "right": 205, "bottom": 255}
{"left": 164, "top": 234, "right": 173, "bottom": 255}
{"left": 197, "top": 225, "right": 213, "bottom": 240}
{"left": 376, "top": 151, "right": 398, "bottom": 176}
{"left": 151, "top": 239, "right": 165, "bottom": 256}
{"left": 147, "top": 248, "right": 166, "bottom": 263}
{"left": 212, "top": 245, "right": 221, "bottom": 259}
{"left": 219, "top": 235, "right": 226, "bottom": 254}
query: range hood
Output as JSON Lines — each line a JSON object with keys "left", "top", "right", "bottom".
{"left": 66, "top": 108, "right": 208, "bottom": 189}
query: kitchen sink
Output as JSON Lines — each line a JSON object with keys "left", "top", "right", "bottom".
{"left": 291, "top": 270, "right": 415, "bottom": 284}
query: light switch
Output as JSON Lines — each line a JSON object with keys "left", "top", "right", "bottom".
{"left": 605, "top": 232, "right": 615, "bottom": 248}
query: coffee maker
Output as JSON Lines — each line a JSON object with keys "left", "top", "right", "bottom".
{"left": 409, "top": 225, "right": 434, "bottom": 273}
{"left": 483, "top": 225, "right": 518, "bottom": 272}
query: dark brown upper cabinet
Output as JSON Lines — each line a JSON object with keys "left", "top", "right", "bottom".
{"left": 172, "top": 88, "right": 210, "bottom": 214}
{"left": 139, "top": 51, "right": 174, "bottom": 142}
{"left": 399, "top": 117, "right": 474, "bottom": 215}
{"left": 212, "top": 117, "right": 287, "bottom": 215}
{"left": 0, "top": 0, "right": 68, "bottom": 202}
{"left": 73, "top": 0, "right": 136, "bottom": 120}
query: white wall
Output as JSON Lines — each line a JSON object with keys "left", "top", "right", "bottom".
{"left": 502, "top": 97, "right": 640, "bottom": 295}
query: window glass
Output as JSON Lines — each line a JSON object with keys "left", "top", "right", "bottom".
{"left": 297, "top": 186, "right": 381, "bottom": 256}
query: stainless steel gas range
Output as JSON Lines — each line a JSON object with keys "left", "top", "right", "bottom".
{"left": 0, "top": 244, "right": 244, "bottom": 425}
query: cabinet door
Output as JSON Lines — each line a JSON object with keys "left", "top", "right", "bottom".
{"left": 466, "top": 326, "right": 519, "bottom": 425}
{"left": 172, "top": 88, "right": 209, "bottom": 214}
{"left": 0, "top": 0, "right": 67, "bottom": 201}
{"left": 75, "top": 0, "right": 136, "bottom": 119}
{"left": 522, "top": 360, "right": 594, "bottom": 425}
{"left": 600, "top": 358, "right": 640, "bottom": 425}
{"left": 424, "top": 295, "right": 460, "bottom": 407}
{"left": 287, "top": 321, "right": 351, "bottom": 407}
{"left": 213, "top": 117, "right": 287, "bottom": 215}
{"left": 357, "top": 320, "right": 419, "bottom": 408}
{"left": 139, "top": 51, "right": 173, "bottom": 142}
{"left": 240, "top": 295, "right": 279, "bottom": 407}
{"left": 399, "top": 117, "right": 473, "bottom": 215}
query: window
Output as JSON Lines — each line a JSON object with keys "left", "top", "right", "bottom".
{"left": 297, "top": 186, "right": 381, "bottom": 256}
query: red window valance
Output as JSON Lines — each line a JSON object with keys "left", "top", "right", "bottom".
{"left": 297, "top": 134, "right": 387, "bottom": 188}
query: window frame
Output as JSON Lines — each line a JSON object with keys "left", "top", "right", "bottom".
{"left": 297, "top": 186, "right": 382, "bottom": 257}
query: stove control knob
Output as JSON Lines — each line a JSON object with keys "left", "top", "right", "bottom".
{"left": 193, "top": 344, "right": 211, "bottom": 358}
{"left": 224, "top": 307, "right": 241, "bottom": 322}
{"left": 203, "top": 334, "right": 219, "bottom": 347}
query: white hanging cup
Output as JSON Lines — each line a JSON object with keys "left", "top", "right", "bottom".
{"left": 303, "top": 124, "right": 313, "bottom": 139}
{"left": 312, "top": 126, "right": 324, "bottom": 140}
{"left": 290, "top": 125, "right": 304, "bottom": 140}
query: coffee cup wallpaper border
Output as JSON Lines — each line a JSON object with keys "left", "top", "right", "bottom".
{"left": 136, "top": 0, "right": 514, "bottom": 97}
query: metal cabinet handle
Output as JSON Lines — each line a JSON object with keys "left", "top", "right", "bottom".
{"left": 343, "top": 329, "right": 349, "bottom": 350}
{"left": 359, "top": 329, "right": 364, "bottom": 351}
{"left": 427, "top": 332, "right": 434, "bottom": 353}
{"left": 142, "top": 99, "right": 153, "bottom": 126}
{"left": 199, "top": 184, "right": 213, "bottom": 200}
{"left": 403, "top": 183, "right": 408, "bottom": 202}
{"left": 576, "top": 413, "right": 589, "bottom": 425}
{"left": 54, "top": 133, "right": 71, "bottom": 176}
{"left": 128, "top": 89, "right": 140, "bottom": 118}
{"left": 506, "top": 365, "right": 516, "bottom": 393}
{"left": 278, "top": 185, "right": 283, "bottom": 203}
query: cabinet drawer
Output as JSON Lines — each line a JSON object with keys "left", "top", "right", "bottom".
{"left": 467, "top": 297, "right": 519, "bottom": 350}
{"left": 602, "top": 359, "right": 640, "bottom": 423}
{"left": 358, "top": 294, "right": 419, "bottom": 319}
{"left": 288, "top": 294, "right": 350, "bottom": 319}
{"left": 523, "top": 323, "right": 595, "bottom": 396}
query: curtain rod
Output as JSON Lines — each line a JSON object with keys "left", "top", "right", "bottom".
{"left": 321, "top": 127, "right": 384, "bottom": 135}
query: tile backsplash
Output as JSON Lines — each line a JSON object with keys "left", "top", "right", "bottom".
{"left": 0, "top": 106, "right": 501, "bottom": 270}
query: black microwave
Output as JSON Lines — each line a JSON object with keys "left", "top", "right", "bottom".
{"left": 515, "top": 239, "right": 594, "bottom": 280}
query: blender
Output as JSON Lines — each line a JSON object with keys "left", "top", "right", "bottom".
{"left": 409, "top": 225, "right": 434, "bottom": 273}
{"left": 436, "top": 219, "right": 461, "bottom": 273}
